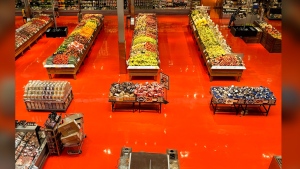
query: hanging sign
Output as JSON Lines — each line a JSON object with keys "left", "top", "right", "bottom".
{"left": 160, "top": 72, "right": 169, "bottom": 90}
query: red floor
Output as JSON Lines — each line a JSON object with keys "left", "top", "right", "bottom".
{"left": 15, "top": 11, "right": 281, "bottom": 169}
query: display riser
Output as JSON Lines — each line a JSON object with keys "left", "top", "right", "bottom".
{"left": 46, "top": 21, "right": 104, "bottom": 79}
{"left": 15, "top": 21, "right": 54, "bottom": 58}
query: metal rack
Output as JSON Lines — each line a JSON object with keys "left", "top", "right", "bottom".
{"left": 62, "top": 113, "right": 86, "bottom": 155}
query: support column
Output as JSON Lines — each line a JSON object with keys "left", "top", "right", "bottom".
{"left": 117, "top": 0, "right": 127, "bottom": 74}
{"left": 130, "top": 0, "right": 135, "bottom": 30}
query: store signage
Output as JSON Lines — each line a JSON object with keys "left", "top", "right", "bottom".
{"left": 160, "top": 72, "right": 169, "bottom": 90}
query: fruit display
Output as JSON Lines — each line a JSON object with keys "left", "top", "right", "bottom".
{"left": 255, "top": 20, "right": 281, "bottom": 39}
{"left": 15, "top": 15, "right": 52, "bottom": 49}
{"left": 190, "top": 9, "right": 245, "bottom": 67}
{"left": 211, "top": 86, "right": 276, "bottom": 104}
{"left": 45, "top": 14, "right": 104, "bottom": 66}
{"left": 109, "top": 82, "right": 165, "bottom": 102}
{"left": 210, "top": 54, "right": 244, "bottom": 66}
{"left": 127, "top": 13, "right": 159, "bottom": 67}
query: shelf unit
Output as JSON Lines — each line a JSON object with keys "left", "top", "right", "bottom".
{"left": 45, "top": 117, "right": 63, "bottom": 156}
{"left": 15, "top": 124, "right": 49, "bottom": 169}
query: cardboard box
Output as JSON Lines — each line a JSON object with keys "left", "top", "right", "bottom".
{"left": 64, "top": 113, "right": 83, "bottom": 125}
{"left": 58, "top": 120, "right": 80, "bottom": 136}
{"left": 61, "top": 131, "right": 82, "bottom": 144}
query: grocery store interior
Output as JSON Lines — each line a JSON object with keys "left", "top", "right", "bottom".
{"left": 15, "top": 0, "right": 281, "bottom": 168}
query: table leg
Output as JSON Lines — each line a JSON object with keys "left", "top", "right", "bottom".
{"left": 237, "top": 76, "right": 241, "bottom": 82}
{"left": 160, "top": 103, "right": 162, "bottom": 113}
{"left": 262, "top": 104, "right": 271, "bottom": 116}
{"left": 111, "top": 102, "right": 114, "bottom": 112}
{"left": 48, "top": 74, "right": 52, "bottom": 79}
{"left": 73, "top": 74, "right": 77, "bottom": 80}
{"left": 133, "top": 102, "right": 135, "bottom": 113}
{"left": 209, "top": 76, "right": 213, "bottom": 82}
{"left": 139, "top": 102, "right": 141, "bottom": 113}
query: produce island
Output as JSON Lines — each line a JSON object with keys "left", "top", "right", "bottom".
{"left": 127, "top": 13, "right": 160, "bottom": 80}
{"left": 15, "top": 15, "right": 53, "bottom": 58}
{"left": 43, "top": 14, "right": 104, "bottom": 79}
{"left": 189, "top": 9, "right": 246, "bottom": 82}
{"left": 254, "top": 20, "right": 281, "bottom": 53}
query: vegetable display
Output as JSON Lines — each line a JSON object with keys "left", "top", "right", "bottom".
{"left": 15, "top": 15, "right": 51, "bottom": 49}
{"left": 127, "top": 13, "right": 159, "bottom": 66}
{"left": 191, "top": 10, "right": 245, "bottom": 67}
{"left": 45, "top": 14, "right": 103, "bottom": 66}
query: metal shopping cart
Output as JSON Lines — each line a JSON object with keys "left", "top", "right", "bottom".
{"left": 62, "top": 113, "right": 86, "bottom": 155}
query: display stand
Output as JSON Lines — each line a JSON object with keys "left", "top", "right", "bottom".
{"left": 23, "top": 80, "right": 74, "bottom": 112}
{"left": 15, "top": 20, "right": 54, "bottom": 58}
{"left": 127, "top": 13, "right": 160, "bottom": 80}
{"left": 210, "top": 86, "right": 276, "bottom": 116}
{"left": 128, "top": 66, "right": 160, "bottom": 80}
{"left": 109, "top": 100, "right": 165, "bottom": 113}
{"left": 210, "top": 97, "right": 275, "bottom": 116}
{"left": 189, "top": 14, "right": 246, "bottom": 82}
{"left": 24, "top": 88, "right": 73, "bottom": 112}
{"left": 253, "top": 20, "right": 281, "bottom": 53}
{"left": 44, "top": 21, "right": 104, "bottom": 79}
{"left": 45, "top": 117, "right": 64, "bottom": 156}
{"left": 15, "top": 122, "right": 49, "bottom": 169}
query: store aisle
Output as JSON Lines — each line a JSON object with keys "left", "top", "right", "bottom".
{"left": 15, "top": 15, "right": 281, "bottom": 169}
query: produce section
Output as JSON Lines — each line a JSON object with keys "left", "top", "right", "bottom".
{"left": 43, "top": 14, "right": 104, "bottom": 79}
{"left": 23, "top": 80, "right": 73, "bottom": 112}
{"left": 189, "top": 9, "right": 246, "bottom": 81}
{"left": 15, "top": 15, "right": 53, "bottom": 58}
{"left": 210, "top": 86, "right": 276, "bottom": 115}
{"left": 254, "top": 20, "right": 281, "bottom": 53}
{"left": 127, "top": 13, "right": 160, "bottom": 80}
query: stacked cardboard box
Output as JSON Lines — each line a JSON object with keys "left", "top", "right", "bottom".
{"left": 58, "top": 113, "right": 83, "bottom": 145}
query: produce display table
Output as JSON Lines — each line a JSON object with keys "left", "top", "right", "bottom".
{"left": 109, "top": 100, "right": 165, "bottom": 113}
{"left": 253, "top": 20, "right": 281, "bottom": 53}
{"left": 189, "top": 13, "right": 246, "bottom": 82}
{"left": 15, "top": 20, "right": 54, "bottom": 58}
{"left": 127, "top": 13, "right": 160, "bottom": 80}
{"left": 210, "top": 86, "right": 276, "bottom": 116}
{"left": 242, "top": 27, "right": 263, "bottom": 43}
{"left": 210, "top": 97, "right": 275, "bottom": 116}
{"left": 44, "top": 21, "right": 103, "bottom": 79}
{"left": 127, "top": 66, "right": 160, "bottom": 80}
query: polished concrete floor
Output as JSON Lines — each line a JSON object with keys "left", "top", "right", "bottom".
{"left": 15, "top": 10, "right": 281, "bottom": 169}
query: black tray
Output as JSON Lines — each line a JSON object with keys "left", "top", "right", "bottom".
{"left": 46, "top": 27, "right": 68, "bottom": 38}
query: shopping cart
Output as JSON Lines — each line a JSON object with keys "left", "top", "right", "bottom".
{"left": 62, "top": 113, "right": 86, "bottom": 155}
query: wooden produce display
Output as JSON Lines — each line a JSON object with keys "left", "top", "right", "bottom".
{"left": 190, "top": 9, "right": 246, "bottom": 82}
{"left": 254, "top": 20, "right": 281, "bottom": 53}
{"left": 15, "top": 15, "right": 53, "bottom": 58}
{"left": 127, "top": 13, "right": 160, "bottom": 80}
{"left": 23, "top": 80, "right": 73, "bottom": 112}
{"left": 43, "top": 14, "right": 104, "bottom": 79}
